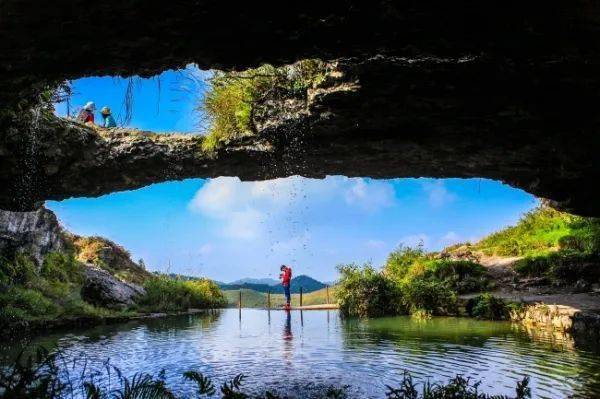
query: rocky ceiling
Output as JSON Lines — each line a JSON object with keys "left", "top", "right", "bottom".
{"left": 1, "top": 1, "right": 600, "bottom": 216}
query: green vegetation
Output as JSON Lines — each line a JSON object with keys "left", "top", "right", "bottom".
{"left": 472, "top": 206, "right": 600, "bottom": 257}
{"left": 336, "top": 206, "right": 600, "bottom": 319}
{"left": 466, "top": 294, "right": 510, "bottom": 320}
{"left": 337, "top": 246, "right": 489, "bottom": 318}
{"left": 468, "top": 206, "right": 600, "bottom": 285}
{"left": 1, "top": 347, "right": 531, "bottom": 399}
{"left": 72, "top": 235, "right": 150, "bottom": 285}
{"left": 513, "top": 252, "right": 600, "bottom": 284}
{"left": 0, "top": 247, "right": 225, "bottom": 329}
{"left": 141, "top": 276, "right": 226, "bottom": 312}
{"left": 200, "top": 59, "right": 327, "bottom": 151}
{"left": 384, "top": 246, "right": 489, "bottom": 294}
{"left": 0, "top": 251, "right": 122, "bottom": 327}
{"left": 336, "top": 264, "right": 403, "bottom": 318}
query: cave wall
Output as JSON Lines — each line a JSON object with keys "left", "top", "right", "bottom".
{"left": 2, "top": 1, "right": 600, "bottom": 216}
{"left": 2, "top": 0, "right": 599, "bottom": 105}
{"left": 1, "top": 56, "right": 599, "bottom": 215}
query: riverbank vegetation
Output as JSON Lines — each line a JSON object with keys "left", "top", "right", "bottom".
{"left": 471, "top": 207, "right": 600, "bottom": 257}
{"left": 336, "top": 245, "right": 490, "bottom": 318}
{"left": 200, "top": 59, "right": 327, "bottom": 151}
{"left": 472, "top": 206, "right": 600, "bottom": 286}
{"left": 0, "top": 251, "right": 123, "bottom": 327}
{"left": 0, "top": 346, "right": 531, "bottom": 399}
{"left": 0, "top": 246, "right": 225, "bottom": 330}
{"left": 337, "top": 206, "right": 600, "bottom": 319}
{"left": 141, "top": 275, "right": 225, "bottom": 312}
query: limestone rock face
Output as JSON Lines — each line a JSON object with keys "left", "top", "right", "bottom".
{"left": 81, "top": 266, "right": 146, "bottom": 309}
{"left": 2, "top": 2, "right": 600, "bottom": 216}
{"left": 0, "top": 207, "right": 67, "bottom": 266}
{"left": 72, "top": 235, "right": 151, "bottom": 285}
{"left": 3, "top": 55, "right": 600, "bottom": 216}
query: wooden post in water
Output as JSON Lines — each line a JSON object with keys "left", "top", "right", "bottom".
{"left": 299, "top": 286, "right": 303, "bottom": 307}
{"left": 267, "top": 290, "right": 271, "bottom": 309}
{"left": 326, "top": 285, "right": 330, "bottom": 304}
{"left": 238, "top": 290, "right": 242, "bottom": 309}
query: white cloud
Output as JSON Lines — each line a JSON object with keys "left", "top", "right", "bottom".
{"left": 188, "top": 176, "right": 397, "bottom": 240}
{"left": 422, "top": 180, "right": 457, "bottom": 207}
{"left": 344, "top": 178, "right": 395, "bottom": 211}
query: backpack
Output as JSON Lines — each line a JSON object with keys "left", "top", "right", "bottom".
{"left": 76, "top": 109, "right": 88, "bottom": 122}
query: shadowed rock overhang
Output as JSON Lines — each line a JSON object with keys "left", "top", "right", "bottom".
{"left": 2, "top": 56, "right": 599, "bottom": 215}
{"left": 1, "top": 1, "right": 600, "bottom": 215}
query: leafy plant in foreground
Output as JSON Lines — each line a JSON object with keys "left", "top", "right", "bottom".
{"left": 385, "top": 372, "right": 530, "bottom": 399}
{"left": 0, "top": 346, "right": 531, "bottom": 399}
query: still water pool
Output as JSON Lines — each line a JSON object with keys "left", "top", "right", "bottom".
{"left": 3, "top": 309, "right": 600, "bottom": 398}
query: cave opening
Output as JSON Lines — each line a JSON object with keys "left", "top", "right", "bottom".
{"left": 3, "top": 2, "right": 600, "bottom": 397}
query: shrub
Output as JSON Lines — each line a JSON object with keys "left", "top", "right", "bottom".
{"left": 336, "top": 263, "right": 403, "bottom": 318}
{"left": 549, "top": 253, "right": 600, "bottom": 284}
{"left": 200, "top": 60, "right": 326, "bottom": 151}
{"left": 141, "top": 276, "right": 226, "bottom": 312}
{"left": 411, "top": 308, "right": 432, "bottom": 321}
{"left": 422, "top": 260, "right": 488, "bottom": 294}
{"left": 40, "top": 252, "right": 82, "bottom": 283}
{"left": 514, "top": 251, "right": 600, "bottom": 284}
{"left": 0, "top": 287, "right": 59, "bottom": 319}
{"left": 466, "top": 294, "right": 509, "bottom": 320}
{"left": 0, "top": 253, "right": 37, "bottom": 285}
{"left": 400, "top": 279, "right": 458, "bottom": 316}
{"left": 513, "top": 256, "right": 553, "bottom": 278}
{"left": 384, "top": 245, "right": 427, "bottom": 281}
{"left": 472, "top": 206, "right": 600, "bottom": 257}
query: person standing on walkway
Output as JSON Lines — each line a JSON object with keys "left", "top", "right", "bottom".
{"left": 280, "top": 265, "right": 292, "bottom": 309}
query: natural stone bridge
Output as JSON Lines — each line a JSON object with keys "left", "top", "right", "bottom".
{"left": 1, "top": 1, "right": 600, "bottom": 215}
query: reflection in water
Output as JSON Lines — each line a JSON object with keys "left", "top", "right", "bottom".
{"left": 2, "top": 309, "right": 600, "bottom": 398}
{"left": 282, "top": 310, "right": 293, "bottom": 365}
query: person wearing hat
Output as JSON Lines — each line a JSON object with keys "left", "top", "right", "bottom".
{"left": 77, "top": 101, "right": 96, "bottom": 124}
{"left": 101, "top": 106, "right": 117, "bottom": 128}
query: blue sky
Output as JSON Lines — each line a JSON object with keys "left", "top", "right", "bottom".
{"left": 50, "top": 67, "right": 538, "bottom": 283}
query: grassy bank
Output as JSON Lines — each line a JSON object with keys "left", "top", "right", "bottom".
{"left": 0, "top": 250, "right": 225, "bottom": 331}
{"left": 471, "top": 207, "right": 600, "bottom": 257}
{"left": 0, "top": 252, "right": 126, "bottom": 327}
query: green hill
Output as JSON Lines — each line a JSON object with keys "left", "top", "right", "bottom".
{"left": 219, "top": 275, "right": 326, "bottom": 294}
{"left": 468, "top": 206, "right": 600, "bottom": 257}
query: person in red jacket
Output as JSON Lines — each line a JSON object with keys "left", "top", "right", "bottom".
{"left": 280, "top": 265, "right": 292, "bottom": 308}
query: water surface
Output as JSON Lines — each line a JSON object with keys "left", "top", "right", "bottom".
{"left": 3, "top": 309, "right": 600, "bottom": 398}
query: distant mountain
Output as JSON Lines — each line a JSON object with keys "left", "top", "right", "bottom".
{"left": 229, "top": 277, "right": 280, "bottom": 286}
{"left": 219, "top": 275, "right": 327, "bottom": 294}
{"left": 291, "top": 275, "right": 327, "bottom": 292}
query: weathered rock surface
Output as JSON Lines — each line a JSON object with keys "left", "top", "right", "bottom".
{"left": 81, "top": 266, "right": 146, "bottom": 309}
{"left": 2, "top": 1, "right": 600, "bottom": 105}
{"left": 2, "top": 2, "right": 600, "bottom": 216}
{"left": 0, "top": 207, "right": 67, "bottom": 265}
{"left": 72, "top": 235, "right": 151, "bottom": 285}
{"left": 2, "top": 56, "right": 600, "bottom": 216}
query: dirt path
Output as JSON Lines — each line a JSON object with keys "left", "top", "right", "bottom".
{"left": 463, "top": 254, "right": 600, "bottom": 313}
